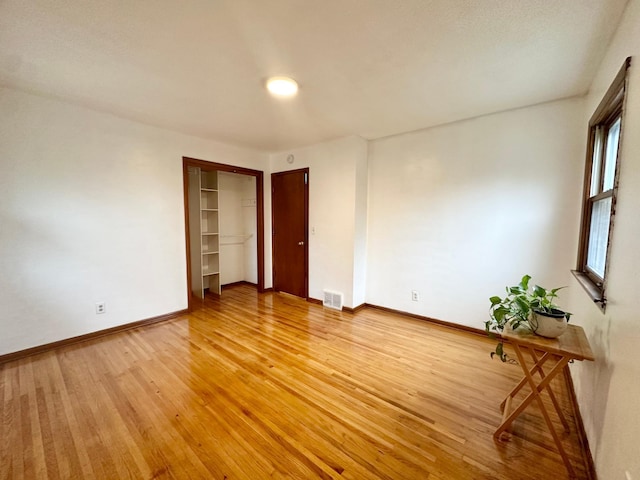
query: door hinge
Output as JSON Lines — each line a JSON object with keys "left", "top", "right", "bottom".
{"left": 304, "top": 172, "right": 308, "bottom": 184}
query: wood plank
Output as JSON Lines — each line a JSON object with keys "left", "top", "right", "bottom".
{"left": 502, "top": 324, "right": 595, "bottom": 361}
{"left": 0, "top": 285, "right": 592, "bottom": 479}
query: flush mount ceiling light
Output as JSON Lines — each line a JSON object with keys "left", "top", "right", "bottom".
{"left": 266, "top": 76, "right": 298, "bottom": 97}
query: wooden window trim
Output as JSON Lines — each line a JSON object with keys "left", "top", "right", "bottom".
{"left": 574, "top": 57, "right": 631, "bottom": 310}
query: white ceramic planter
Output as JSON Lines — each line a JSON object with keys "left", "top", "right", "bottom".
{"left": 530, "top": 309, "right": 568, "bottom": 338}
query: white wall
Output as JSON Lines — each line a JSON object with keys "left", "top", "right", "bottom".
{"left": 567, "top": 1, "right": 640, "bottom": 478}
{"left": 270, "top": 136, "right": 368, "bottom": 308}
{"left": 0, "top": 87, "right": 267, "bottom": 355}
{"left": 218, "top": 171, "right": 257, "bottom": 285}
{"left": 352, "top": 144, "right": 369, "bottom": 307}
{"left": 366, "top": 97, "right": 585, "bottom": 327}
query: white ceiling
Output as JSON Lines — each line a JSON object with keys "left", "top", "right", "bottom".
{"left": 0, "top": 0, "right": 629, "bottom": 152}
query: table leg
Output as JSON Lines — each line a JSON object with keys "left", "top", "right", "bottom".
{"left": 512, "top": 343, "right": 575, "bottom": 478}
{"left": 500, "top": 352, "right": 551, "bottom": 412}
{"left": 493, "top": 351, "right": 568, "bottom": 441}
{"left": 527, "top": 348, "right": 570, "bottom": 433}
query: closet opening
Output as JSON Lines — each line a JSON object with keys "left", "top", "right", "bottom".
{"left": 182, "top": 157, "right": 265, "bottom": 310}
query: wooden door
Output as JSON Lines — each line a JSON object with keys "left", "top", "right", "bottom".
{"left": 271, "top": 169, "right": 308, "bottom": 298}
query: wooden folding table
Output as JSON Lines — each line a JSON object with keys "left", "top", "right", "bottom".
{"left": 494, "top": 324, "right": 594, "bottom": 478}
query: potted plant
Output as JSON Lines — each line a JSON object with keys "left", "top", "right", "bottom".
{"left": 485, "top": 275, "right": 571, "bottom": 362}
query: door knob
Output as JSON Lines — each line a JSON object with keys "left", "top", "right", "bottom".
{"left": 298, "top": 241, "right": 304, "bottom": 246}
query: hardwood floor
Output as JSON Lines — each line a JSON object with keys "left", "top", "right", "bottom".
{"left": 1, "top": 285, "right": 590, "bottom": 479}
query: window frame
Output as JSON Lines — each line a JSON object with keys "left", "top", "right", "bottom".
{"left": 573, "top": 57, "right": 631, "bottom": 310}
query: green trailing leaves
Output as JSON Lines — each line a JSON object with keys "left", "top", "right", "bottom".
{"left": 487, "top": 275, "right": 571, "bottom": 362}
{"left": 490, "top": 342, "right": 508, "bottom": 362}
{"left": 492, "top": 306, "right": 508, "bottom": 322}
{"left": 514, "top": 296, "right": 530, "bottom": 314}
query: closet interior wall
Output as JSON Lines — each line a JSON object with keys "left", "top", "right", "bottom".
{"left": 218, "top": 171, "right": 257, "bottom": 286}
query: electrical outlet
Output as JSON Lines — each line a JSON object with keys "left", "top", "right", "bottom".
{"left": 411, "top": 290, "right": 419, "bottom": 302}
{"left": 95, "top": 302, "right": 106, "bottom": 314}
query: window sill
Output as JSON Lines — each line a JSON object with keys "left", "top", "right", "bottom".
{"left": 571, "top": 270, "right": 606, "bottom": 312}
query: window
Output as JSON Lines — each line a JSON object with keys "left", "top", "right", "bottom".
{"left": 573, "top": 57, "right": 631, "bottom": 310}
